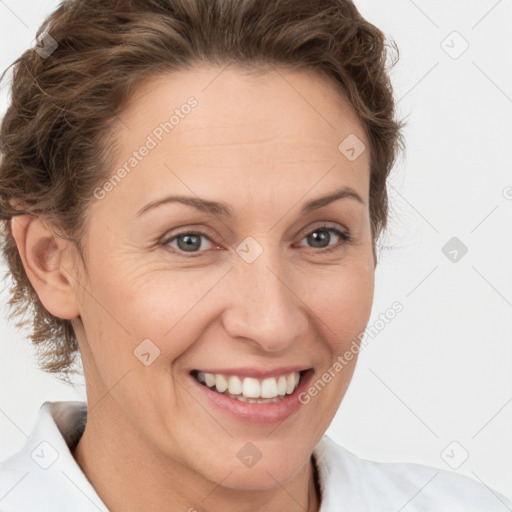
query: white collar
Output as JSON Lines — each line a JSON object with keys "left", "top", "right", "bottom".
{"left": 1, "top": 401, "right": 511, "bottom": 511}
{"left": 0, "top": 401, "right": 108, "bottom": 511}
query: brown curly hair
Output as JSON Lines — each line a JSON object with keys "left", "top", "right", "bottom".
{"left": 0, "top": 0, "right": 405, "bottom": 383}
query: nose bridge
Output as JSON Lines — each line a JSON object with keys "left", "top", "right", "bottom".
{"left": 222, "top": 242, "right": 306, "bottom": 351}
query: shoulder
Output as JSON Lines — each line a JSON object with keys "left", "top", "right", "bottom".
{"left": 0, "top": 401, "right": 107, "bottom": 512}
{"left": 313, "top": 435, "right": 512, "bottom": 512}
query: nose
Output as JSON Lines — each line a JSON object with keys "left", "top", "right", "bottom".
{"left": 221, "top": 247, "right": 309, "bottom": 353}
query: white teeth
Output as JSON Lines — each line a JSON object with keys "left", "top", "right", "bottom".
{"left": 261, "top": 377, "right": 278, "bottom": 399}
{"left": 242, "top": 377, "right": 261, "bottom": 398}
{"left": 231, "top": 394, "right": 283, "bottom": 404}
{"left": 286, "top": 373, "right": 297, "bottom": 394}
{"left": 215, "top": 374, "right": 228, "bottom": 393}
{"left": 194, "top": 370, "right": 302, "bottom": 400}
{"left": 277, "top": 376, "right": 287, "bottom": 396}
{"left": 204, "top": 372, "right": 216, "bottom": 387}
{"left": 228, "top": 375, "right": 243, "bottom": 395}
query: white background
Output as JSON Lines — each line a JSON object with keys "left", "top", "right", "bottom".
{"left": 1, "top": 0, "right": 511, "bottom": 503}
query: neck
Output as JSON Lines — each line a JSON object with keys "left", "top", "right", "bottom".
{"left": 72, "top": 396, "right": 321, "bottom": 512}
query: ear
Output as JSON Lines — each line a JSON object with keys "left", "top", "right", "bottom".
{"left": 10, "top": 214, "right": 81, "bottom": 320}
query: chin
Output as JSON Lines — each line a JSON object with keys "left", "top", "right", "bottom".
{"left": 217, "top": 467, "right": 302, "bottom": 491}
{"left": 202, "top": 445, "right": 310, "bottom": 491}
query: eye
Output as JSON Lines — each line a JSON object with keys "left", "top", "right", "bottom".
{"left": 163, "top": 231, "right": 216, "bottom": 255}
{"left": 161, "top": 224, "right": 352, "bottom": 256}
{"left": 296, "top": 224, "right": 352, "bottom": 254}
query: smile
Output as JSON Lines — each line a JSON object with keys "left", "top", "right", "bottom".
{"left": 191, "top": 370, "right": 302, "bottom": 403}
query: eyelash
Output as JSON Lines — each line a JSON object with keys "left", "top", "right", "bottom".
{"left": 160, "top": 224, "right": 352, "bottom": 257}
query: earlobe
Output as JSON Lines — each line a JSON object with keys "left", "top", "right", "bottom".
{"left": 10, "top": 214, "right": 81, "bottom": 320}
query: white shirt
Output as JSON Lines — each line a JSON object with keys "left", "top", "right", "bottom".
{"left": 0, "top": 401, "right": 510, "bottom": 511}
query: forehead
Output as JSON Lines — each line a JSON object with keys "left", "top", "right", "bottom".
{"left": 102, "top": 65, "right": 370, "bottom": 211}
{"left": 123, "top": 64, "right": 366, "bottom": 147}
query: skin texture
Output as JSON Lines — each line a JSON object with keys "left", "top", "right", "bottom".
{"left": 11, "top": 65, "right": 376, "bottom": 512}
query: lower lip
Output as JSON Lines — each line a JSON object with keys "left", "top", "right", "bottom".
{"left": 189, "top": 370, "right": 314, "bottom": 425}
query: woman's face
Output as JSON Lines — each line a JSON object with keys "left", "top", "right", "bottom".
{"left": 71, "top": 65, "right": 375, "bottom": 489}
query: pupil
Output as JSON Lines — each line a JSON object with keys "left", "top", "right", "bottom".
{"left": 178, "top": 234, "right": 201, "bottom": 252}
{"left": 308, "top": 230, "right": 329, "bottom": 248}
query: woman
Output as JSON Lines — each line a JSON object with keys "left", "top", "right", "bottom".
{"left": 0, "top": 0, "right": 510, "bottom": 510}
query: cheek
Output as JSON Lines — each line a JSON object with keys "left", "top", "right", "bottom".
{"left": 80, "top": 261, "right": 223, "bottom": 374}
{"left": 301, "top": 261, "right": 375, "bottom": 347}
{"left": 298, "top": 266, "right": 374, "bottom": 418}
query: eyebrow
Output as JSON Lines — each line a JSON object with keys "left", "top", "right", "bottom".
{"left": 136, "top": 185, "right": 365, "bottom": 218}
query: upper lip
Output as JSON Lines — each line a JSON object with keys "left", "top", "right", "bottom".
{"left": 190, "top": 366, "right": 311, "bottom": 379}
